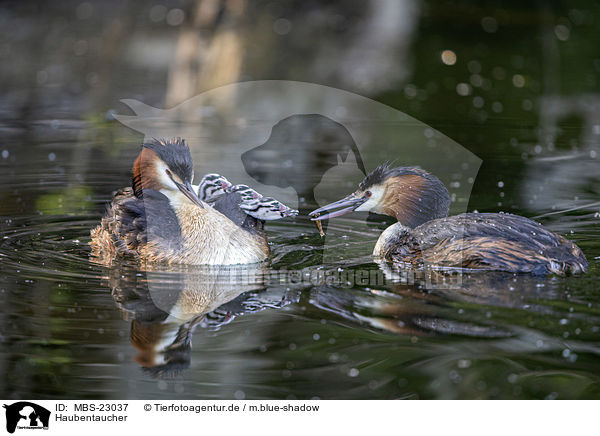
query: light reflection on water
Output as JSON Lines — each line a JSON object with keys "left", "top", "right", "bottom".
{"left": 0, "top": 128, "right": 599, "bottom": 399}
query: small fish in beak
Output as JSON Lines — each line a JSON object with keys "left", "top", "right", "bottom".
{"left": 315, "top": 218, "right": 325, "bottom": 237}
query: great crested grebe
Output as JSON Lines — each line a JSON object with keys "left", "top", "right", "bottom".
{"left": 90, "top": 138, "right": 297, "bottom": 265}
{"left": 309, "top": 164, "right": 588, "bottom": 275}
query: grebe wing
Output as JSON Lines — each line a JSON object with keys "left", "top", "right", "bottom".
{"left": 391, "top": 213, "right": 587, "bottom": 274}
{"left": 210, "top": 191, "right": 250, "bottom": 227}
{"left": 410, "top": 213, "right": 563, "bottom": 248}
{"left": 110, "top": 188, "right": 183, "bottom": 255}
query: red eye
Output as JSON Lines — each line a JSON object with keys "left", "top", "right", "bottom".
{"left": 365, "top": 191, "right": 372, "bottom": 198}
{"left": 165, "top": 169, "right": 172, "bottom": 176}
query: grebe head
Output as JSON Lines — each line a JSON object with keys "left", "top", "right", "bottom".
{"left": 309, "top": 163, "right": 450, "bottom": 228}
{"left": 132, "top": 138, "right": 203, "bottom": 208}
{"left": 197, "top": 173, "right": 232, "bottom": 202}
{"left": 241, "top": 196, "right": 299, "bottom": 220}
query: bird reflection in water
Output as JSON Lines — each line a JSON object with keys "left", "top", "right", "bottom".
{"left": 107, "top": 263, "right": 297, "bottom": 377}
{"left": 309, "top": 261, "right": 568, "bottom": 339}
{"left": 105, "top": 261, "right": 567, "bottom": 378}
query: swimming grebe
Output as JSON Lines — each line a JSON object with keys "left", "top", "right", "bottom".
{"left": 309, "top": 164, "right": 587, "bottom": 275}
{"left": 90, "top": 138, "right": 297, "bottom": 265}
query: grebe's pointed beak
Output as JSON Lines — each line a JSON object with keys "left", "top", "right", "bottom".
{"left": 309, "top": 193, "right": 367, "bottom": 221}
{"left": 176, "top": 180, "right": 205, "bottom": 208}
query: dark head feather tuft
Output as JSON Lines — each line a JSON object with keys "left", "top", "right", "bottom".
{"left": 143, "top": 138, "right": 194, "bottom": 184}
{"left": 359, "top": 162, "right": 391, "bottom": 190}
{"left": 359, "top": 163, "right": 433, "bottom": 191}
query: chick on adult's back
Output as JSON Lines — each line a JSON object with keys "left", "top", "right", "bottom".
{"left": 90, "top": 138, "right": 293, "bottom": 265}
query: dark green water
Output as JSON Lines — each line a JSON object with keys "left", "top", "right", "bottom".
{"left": 1, "top": 1, "right": 599, "bottom": 399}
{"left": 1, "top": 127, "right": 598, "bottom": 399}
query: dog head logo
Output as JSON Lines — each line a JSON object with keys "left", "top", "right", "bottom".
{"left": 114, "top": 80, "right": 481, "bottom": 283}
{"left": 3, "top": 402, "right": 50, "bottom": 434}
{"left": 241, "top": 113, "right": 366, "bottom": 208}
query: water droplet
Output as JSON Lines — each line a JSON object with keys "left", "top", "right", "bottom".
{"left": 456, "top": 83, "right": 471, "bottom": 96}
{"left": 512, "top": 74, "right": 525, "bottom": 88}
{"left": 481, "top": 16, "right": 498, "bottom": 33}
{"left": 441, "top": 50, "right": 457, "bottom": 65}
{"left": 273, "top": 18, "right": 292, "bottom": 35}
{"left": 457, "top": 359, "right": 471, "bottom": 369}
{"left": 404, "top": 84, "right": 417, "bottom": 98}
{"left": 470, "top": 74, "right": 483, "bottom": 87}
{"left": 166, "top": 8, "right": 185, "bottom": 26}
{"left": 522, "top": 99, "right": 533, "bottom": 111}
{"left": 348, "top": 368, "right": 360, "bottom": 377}
{"left": 554, "top": 24, "right": 570, "bottom": 41}
{"left": 472, "top": 96, "right": 484, "bottom": 108}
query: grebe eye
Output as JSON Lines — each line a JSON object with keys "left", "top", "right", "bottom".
{"left": 365, "top": 190, "right": 372, "bottom": 198}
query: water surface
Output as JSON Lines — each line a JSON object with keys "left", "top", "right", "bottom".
{"left": 1, "top": 124, "right": 598, "bottom": 400}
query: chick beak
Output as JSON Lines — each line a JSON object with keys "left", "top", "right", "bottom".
{"left": 309, "top": 193, "right": 367, "bottom": 221}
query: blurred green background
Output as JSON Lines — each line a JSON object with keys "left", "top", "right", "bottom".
{"left": 2, "top": 0, "right": 599, "bottom": 212}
